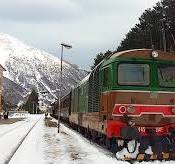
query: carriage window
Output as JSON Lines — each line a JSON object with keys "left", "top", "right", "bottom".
{"left": 158, "top": 65, "right": 175, "bottom": 87}
{"left": 118, "top": 64, "right": 150, "bottom": 86}
{"left": 103, "top": 67, "right": 111, "bottom": 86}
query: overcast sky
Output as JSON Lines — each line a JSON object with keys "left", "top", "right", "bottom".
{"left": 0, "top": 0, "right": 159, "bottom": 70}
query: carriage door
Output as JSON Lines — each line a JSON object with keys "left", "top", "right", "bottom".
{"left": 78, "top": 87, "right": 83, "bottom": 127}
{"left": 100, "top": 66, "right": 112, "bottom": 127}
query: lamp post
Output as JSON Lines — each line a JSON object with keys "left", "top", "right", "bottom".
{"left": 58, "top": 43, "right": 72, "bottom": 133}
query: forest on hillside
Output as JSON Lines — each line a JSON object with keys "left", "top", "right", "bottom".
{"left": 91, "top": 0, "right": 175, "bottom": 69}
{"left": 117, "top": 0, "right": 175, "bottom": 52}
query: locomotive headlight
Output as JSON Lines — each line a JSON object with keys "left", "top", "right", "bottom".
{"left": 127, "top": 105, "right": 135, "bottom": 114}
{"left": 152, "top": 51, "right": 159, "bottom": 58}
{"left": 172, "top": 108, "right": 175, "bottom": 114}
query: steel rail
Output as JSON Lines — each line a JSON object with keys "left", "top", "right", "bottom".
{"left": 4, "top": 116, "right": 42, "bottom": 164}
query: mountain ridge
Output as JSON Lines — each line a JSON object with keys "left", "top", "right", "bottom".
{"left": 0, "top": 33, "right": 87, "bottom": 107}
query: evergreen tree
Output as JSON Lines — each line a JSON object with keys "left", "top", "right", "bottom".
{"left": 117, "top": 0, "right": 175, "bottom": 52}
{"left": 23, "top": 89, "right": 39, "bottom": 114}
{"left": 91, "top": 50, "right": 112, "bottom": 70}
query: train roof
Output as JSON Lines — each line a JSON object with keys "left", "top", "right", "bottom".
{"left": 78, "top": 74, "right": 90, "bottom": 86}
{"left": 101, "top": 49, "right": 175, "bottom": 67}
{"left": 73, "top": 49, "right": 175, "bottom": 89}
{"left": 71, "top": 74, "right": 90, "bottom": 90}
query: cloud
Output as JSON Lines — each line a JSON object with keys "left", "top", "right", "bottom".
{"left": 0, "top": 0, "right": 159, "bottom": 22}
{"left": 0, "top": 0, "right": 160, "bottom": 69}
{"left": 0, "top": 0, "right": 81, "bottom": 22}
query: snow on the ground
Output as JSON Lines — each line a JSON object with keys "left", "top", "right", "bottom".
{"left": 10, "top": 117, "right": 122, "bottom": 164}
{"left": 55, "top": 124, "right": 124, "bottom": 164}
{"left": 116, "top": 140, "right": 140, "bottom": 160}
{"left": 0, "top": 119, "right": 25, "bottom": 136}
{"left": 8, "top": 112, "right": 30, "bottom": 118}
{"left": 1, "top": 115, "right": 175, "bottom": 164}
{"left": 9, "top": 116, "right": 46, "bottom": 164}
{"left": 0, "top": 115, "right": 42, "bottom": 164}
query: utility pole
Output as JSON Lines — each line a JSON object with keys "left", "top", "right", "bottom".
{"left": 161, "top": 20, "right": 167, "bottom": 52}
{"left": 32, "top": 101, "right": 35, "bottom": 114}
{"left": 149, "top": 25, "right": 154, "bottom": 49}
{"left": 161, "top": 10, "right": 167, "bottom": 52}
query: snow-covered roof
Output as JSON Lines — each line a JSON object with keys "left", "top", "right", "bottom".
{"left": 78, "top": 74, "right": 90, "bottom": 86}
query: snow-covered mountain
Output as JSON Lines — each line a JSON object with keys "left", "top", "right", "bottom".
{"left": 0, "top": 33, "right": 87, "bottom": 106}
{"left": 3, "top": 77, "right": 28, "bottom": 107}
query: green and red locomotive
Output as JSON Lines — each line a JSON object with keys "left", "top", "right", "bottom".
{"left": 52, "top": 49, "right": 175, "bottom": 160}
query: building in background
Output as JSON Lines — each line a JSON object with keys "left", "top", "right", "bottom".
{"left": 0, "top": 64, "right": 6, "bottom": 113}
{"left": 22, "top": 89, "right": 40, "bottom": 114}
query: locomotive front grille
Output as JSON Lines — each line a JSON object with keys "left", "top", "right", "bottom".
{"left": 132, "top": 114, "right": 175, "bottom": 126}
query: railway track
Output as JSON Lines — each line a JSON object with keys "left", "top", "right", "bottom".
{"left": 4, "top": 116, "right": 42, "bottom": 164}
{"left": 0, "top": 120, "right": 29, "bottom": 139}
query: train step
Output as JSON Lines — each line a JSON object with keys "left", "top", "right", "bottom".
{"left": 123, "top": 152, "right": 175, "bottom": 161}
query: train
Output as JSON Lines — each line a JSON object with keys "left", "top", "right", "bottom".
{"left": 51, "top": 49, "right": 175, "bottom": 160}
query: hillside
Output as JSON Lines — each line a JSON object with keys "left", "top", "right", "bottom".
{"left": 0, "top": 33, "right": 87, "bottom": 106}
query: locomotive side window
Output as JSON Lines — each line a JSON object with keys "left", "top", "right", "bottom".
{"left": 103, "top": 67, "right": 111, "bottom": 86}
{"left": 118, "top": 63, "right": 150, "bottom": 86}
{"left": 158, "top": 65, "right": 175, "bottom": 87}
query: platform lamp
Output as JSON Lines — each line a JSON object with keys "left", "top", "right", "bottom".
{"left": 58, "top": 43, "right": 72, "bottom": 133}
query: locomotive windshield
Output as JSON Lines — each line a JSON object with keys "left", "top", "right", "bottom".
{"left": 158, "top": 65, "right": 175, "bottom": 87}
{"left": 118, "top": 63, "right": 150, "bottom": 86}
